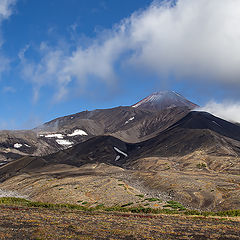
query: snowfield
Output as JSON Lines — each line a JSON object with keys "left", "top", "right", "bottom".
{"left": 114, "top": 147, "right": 128, "bottom": 157}
{"left": 67, "top": 129, "right": 88, "bottom": 136}
{"left": 14, "top": 143, "right": 22, "bottom": 148}
{"left": 45, "top": 134, "right": 64, "bottom": 139}
{"left": 125, "top": 117, "right": 135, "bottom": 124}
{"left": 56, "top": 139, "right": 73, "bottom": 146}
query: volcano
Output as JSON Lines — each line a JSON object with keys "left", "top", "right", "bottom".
{"left": 132, "top": 91, "right": 198, "bottom": 111}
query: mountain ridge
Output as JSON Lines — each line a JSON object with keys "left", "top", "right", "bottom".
{"left": 0, "top": 91, "right": 196, "bottom": 165}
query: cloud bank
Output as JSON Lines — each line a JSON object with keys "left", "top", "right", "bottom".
{"left": 20, "top": 0, "right": 240, "bottom": 101}
{"left": 198, "top": 101, "right": 240, "bottom": 124}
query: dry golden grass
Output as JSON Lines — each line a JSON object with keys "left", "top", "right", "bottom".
{"left": 0, "top": 204, "right": 239, "bottom": 240}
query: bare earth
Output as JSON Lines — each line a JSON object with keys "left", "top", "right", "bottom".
{"left": 0, "top": 205, "right": 239, "bottom": 240}
{"left": 1, "top": 162, "right": 239, "bottom": 211}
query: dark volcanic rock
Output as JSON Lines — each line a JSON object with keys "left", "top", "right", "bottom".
{"left": 44, "top": 135, "right": 135, "bottom": 167}
{"left": 171, "top": 111, "right": 240, "bottom": 141}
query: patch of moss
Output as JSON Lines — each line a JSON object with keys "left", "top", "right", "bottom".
{"left": 197, "top": 163, "right": 206, "bottom": 169}
{"left": 163, "top": 201, "right": 186, "bottom": 210}
{"left": 135, "top": 194, "right": 144, "bottom": 198}
{"left": 145, "top": 198, "right": 161, "bottom": 202}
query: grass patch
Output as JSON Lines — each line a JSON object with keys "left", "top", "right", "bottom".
{"left": 197, "top": 163, "right": 206, "bottom": 169}
{"left": 145, "top": 198, "right": 161, "bottom": 202}
{"left": 163, "top": 201, "right": 186, "bottom": 210}
{"left": 95, "top": 204, "right": 104, "bottom": 209}
{"left": 136, "top": 194, "right": 144, "bottom": 198}
{"left": 0, "top": 197, "right": 239, "bottom": 217}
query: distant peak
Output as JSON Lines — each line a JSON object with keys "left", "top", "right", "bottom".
{"left": 132, "top": 91, "right": 198, "bottom": 111}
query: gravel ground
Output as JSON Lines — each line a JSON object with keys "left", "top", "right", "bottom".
{"left": 0, "top": 189, "right": 28, "bottom": 199}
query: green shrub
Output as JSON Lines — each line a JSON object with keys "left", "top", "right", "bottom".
{"left": 145, "top": 198, "right": 161, "bottom": 202}
{"left": 95, "top": 204, "right": 104, "bottom": 209}
{"left": 163, "top": 201, "right": 186, "bottom": 210}
{"left": 197, "top": 163, "right": 206, "bottom": 169}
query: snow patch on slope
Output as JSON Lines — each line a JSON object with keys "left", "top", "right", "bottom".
{"left": 14, "top": 143, "right": 22, "bottom": 149}
{"left": 132, "top": 92, "right": 168, "bottom": 108}
{"left": 67, "top": 129, "right": 88, "bottom": 136}
{"left": 125, "top": 117, "right": 135, "bottom": 125}
{"left": 45, "top": 133, "right": 64, "bottom": 139}
{"left": 132, "top": 91, "right": 197, "bottom": 110}
{"left": 114, "top": 147, "right": 128, "bottom": 157}
{"left": 56, "top": 139, "right": 73, "bottom": 146}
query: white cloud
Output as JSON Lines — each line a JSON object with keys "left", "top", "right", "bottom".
{"left": 198, "top": 101, "right": 240, "bottom": 124}
{"left": 0, "top": 0, "right": 16, "bottom": 20}
{"left": 20, "top": 0, "right": 240, "bottom": 101}
{"left": 20, "top": 31, "right": 128, "bottom": 102}
{"left": 127, "top": 0, "right": 240, "bottom": 83}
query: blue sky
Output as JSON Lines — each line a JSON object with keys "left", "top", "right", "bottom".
{"left": 1, "top": 0, "right": 240, "bottom": 129}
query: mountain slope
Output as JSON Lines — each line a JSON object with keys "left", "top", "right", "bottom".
{"left": 37, "top": 106, "right": 190, "bottom": 142}
{"left": 133, "top": 111, "right": 240, "bottom": 159}
{"left": 2, "top": 111, "right": 240, "bottom": 175}
{"left": 1, "top": 111, "right": 240, "bottom": 211}
{"left": 0, "top": 91, "right": 196, "bottom": 165}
